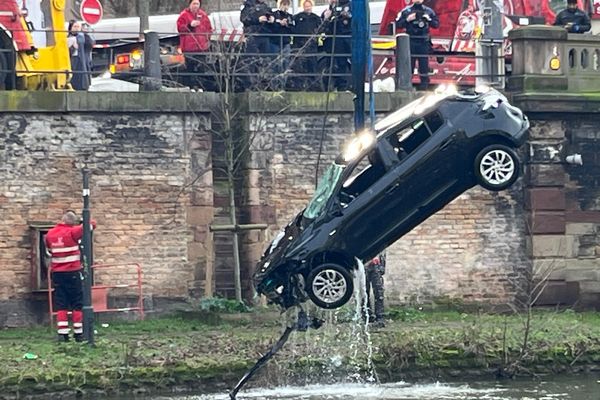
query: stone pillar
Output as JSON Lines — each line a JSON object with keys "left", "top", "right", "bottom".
{"left": 187, "top": 116, "right": 215, "bottom": 298}
{"left": 507, "top": 26, "right": 568, "bottom": 92}
{"left": 526, "top": 120, "right": 574, "bottom": 305}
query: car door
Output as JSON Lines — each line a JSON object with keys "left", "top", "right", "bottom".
{"left": 338, "top": 111, "right": 462, "bottom": 258}
{"left": 384, "top": 110, "right": 467, "bottom": 240}
{"left": 332, "top": 146, "right": 397, "bottom": 258}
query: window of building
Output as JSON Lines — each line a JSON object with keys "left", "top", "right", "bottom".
{"left": 29, "top": 222, "right": 54, "bottom": 291}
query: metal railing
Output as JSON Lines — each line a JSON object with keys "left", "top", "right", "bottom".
{"left": 47, "top": 263, "right": 144, "bottom": 327}
{"left": 0, "top": 28, "right": 509, "bottom": 91}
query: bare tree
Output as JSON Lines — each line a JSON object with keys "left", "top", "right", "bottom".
{"left": 499, "top": 213, "right": 564, "bottom": 377}
{"left": 206, "top": 34, "right": 293, "bottom": 301}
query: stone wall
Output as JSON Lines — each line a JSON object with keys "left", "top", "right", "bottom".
{"left": 242, "top": 92, "right": 530, "bottom": 307}
{"left": 2, "top": 90, "right": 599, "bottom": 327}
{"left": 524, "top": 115, "right": 600, "bottom": 309}
{"left": 0, "top": 93, "right": 214, "bottom": 326}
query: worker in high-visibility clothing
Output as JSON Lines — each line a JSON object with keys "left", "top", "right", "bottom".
{"left": 45, "top": 211, "right": 96, "bottom": 342}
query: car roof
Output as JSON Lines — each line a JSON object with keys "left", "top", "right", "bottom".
{"left": 374, "top": 87, "right": 504, "bottom": 136}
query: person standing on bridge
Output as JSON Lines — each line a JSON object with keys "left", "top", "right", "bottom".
{"left": 321, "top": 0, "right": 353, "bottom": 91}
{"left": 554, "top": 0, "right": 591, "bottom": 34}
{"left": 292, "top": 0, "right": 322, "bottom": 90}
{"left": 68, "top": 20, "right": 91, "bottom": 91}
{"left": 241, "top": 0, "right": 274, "bottom": 89}
{"left": 177, "top": 0, "right": 213, "bottom": 90}
{"left": 395, "top": 0, "right": 439, "bottom": 90}
{"left": 270, "top": 0, "right": 294, "bottom": 88}
{"left": 45, "top": 211, "right": 96, "bottom": 342}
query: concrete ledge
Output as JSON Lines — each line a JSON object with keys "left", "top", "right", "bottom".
{"left": 507, "top": 76, "right": 568, "bottom": 93}
{"left": 509, "top": 25, "right": 567, "bottom": 41}
{"left": 0, "top": 91, "right": 418, "bottom": 114}
{"left": 0, "top": 91, "right": 67, "bottom": 112}
{"left": 0, "top": 91, "right": 220, "bottom": 113}
{"left": 511, "top": 92, "right": 600, "bottom": 113}
{"left": 245, "top": 91, "right": 417, "bottom": 113}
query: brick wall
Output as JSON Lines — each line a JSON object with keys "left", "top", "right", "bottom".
{"left": 0, "top": 95, "right": 214, "bottom": 325}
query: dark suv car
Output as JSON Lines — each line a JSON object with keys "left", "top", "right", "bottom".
{"left": 254, "top": 86, "right": 529, "bottom": 310}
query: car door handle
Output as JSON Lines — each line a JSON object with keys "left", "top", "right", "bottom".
{"left": 440, "top": 138, "right": 451, "bottom": 150}
{"left": 386, "top": 182, "right": 400, "bottom": 194}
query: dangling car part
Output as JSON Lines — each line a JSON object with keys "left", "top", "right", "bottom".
{"left": 229, "top": 307, "right": 323, "bottom": 399}
{"left": 254, "top": 86, "right": 529, "bottom": 311}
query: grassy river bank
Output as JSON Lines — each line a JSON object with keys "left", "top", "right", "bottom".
{"left": 1, "top": 305, "right": 600, "bottom": 399}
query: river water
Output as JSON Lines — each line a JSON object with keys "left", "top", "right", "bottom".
{"left": 147, "top": 374, "right": 600, "bottom": 400}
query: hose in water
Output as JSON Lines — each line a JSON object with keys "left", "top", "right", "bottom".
{"left": 229, "top": 325, "right": 295, "bottom": 399}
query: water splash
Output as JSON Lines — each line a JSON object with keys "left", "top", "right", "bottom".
{"left": 188, "top": 382, "right": 511, "bottom": 400}
{"left": 350, "top": 257, "right": 377, "bottom": 384}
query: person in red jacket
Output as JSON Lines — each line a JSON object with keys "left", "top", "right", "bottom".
{"left": 177, "top": 0, "right": 213, "bottom": 90}
{"left": 45, "top": 211, "right": 96, "bottom": 342}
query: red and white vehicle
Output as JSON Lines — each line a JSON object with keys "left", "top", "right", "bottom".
{"left": 374, "top": 0, "right": 596, "bottom": 86}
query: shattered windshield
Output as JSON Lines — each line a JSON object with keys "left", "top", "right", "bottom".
{"left": 304, "top": 163, "right": 345, "bottom": 219}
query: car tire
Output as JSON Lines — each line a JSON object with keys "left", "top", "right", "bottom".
{"left": 474, "top": 144, "right": 520, "bottom": 191}
{"left": 306, "top": 263, "right": 354, "bottom": 309}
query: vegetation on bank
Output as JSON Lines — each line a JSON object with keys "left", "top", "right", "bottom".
{"left": 1, "top": 301, "right": 600, "bottom": 399}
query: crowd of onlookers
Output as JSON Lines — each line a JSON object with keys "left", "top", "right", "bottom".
{"left": 178, "top": 0, "right": 355, "bottom": 91}
{"left": 176, "top": 0, "right": 444, "bottom": 91}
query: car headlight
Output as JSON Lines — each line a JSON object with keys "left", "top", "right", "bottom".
{"left": 268, "top": 230, "right": 285, "bottom": 255}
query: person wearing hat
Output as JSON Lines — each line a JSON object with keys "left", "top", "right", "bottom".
{"left": 553, "top": 0, "right": 591, "bottom": 33}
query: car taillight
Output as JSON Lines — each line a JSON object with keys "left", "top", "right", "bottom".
{"left": 116, "top": 54, "right": 130, "bottom": 64}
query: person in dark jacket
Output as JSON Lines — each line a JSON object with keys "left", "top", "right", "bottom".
{"left": 270, "top": 0, "right": 294, "bottom": 88}
{"left": 67, "top": 20, "right": 91, "bottom": 91}
{"left": 82, "top": 23, "right": 95, "bottom": 76}
{"left": 321, "top": 0, "right": 352, "bottom": 91}
{"left": 292, "top": 0, "right": 322, "bottom": 90}
{"left": 396, "top": 0, "right": 439, "bottom": 90}
{"left": 364, "top": 252, "right": 386, "bottom": 328}
{"left": 240, "top": 0, "right": 274, "bottom": 89}
{"left": 271, "top": 0, "right": 293, "bottom": 56}
{"left": 554, "top": 0, "right": 591, "bottom": 33}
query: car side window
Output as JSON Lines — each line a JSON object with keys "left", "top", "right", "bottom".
{"left": 338, "top": 149, "right": 386, "bottom": 206}
{"left": 386, "top": 112, "right": 444, "bottom": 161}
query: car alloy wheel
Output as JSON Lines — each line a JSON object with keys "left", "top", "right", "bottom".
{"left": 306, "top": 263, "right": 354, "bottom": 309}
{"left": 474, "top": 144, "right": 520, "bottom": 191}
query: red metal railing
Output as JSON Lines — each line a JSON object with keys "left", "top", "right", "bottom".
{"left": 47, "top": 263, "right": 144, "bottom": 327}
